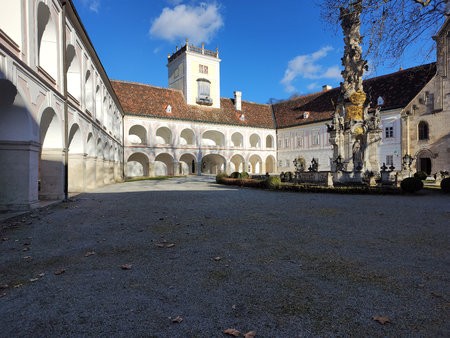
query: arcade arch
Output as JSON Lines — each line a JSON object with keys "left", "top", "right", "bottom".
{"left": 250, "top": 134, "right": 261, "bottom": 148}
{"left": 265, "top": 155, "right": 276, "bottom": 173}
{"left": 201, "top": 154, "right": 226, "bottom": 174}
{"left": 266, "top": 135, "right": 274, "bottom": 148}
{"left": 37, "top": 2, "right": 58, "bottom": 80}
{"left": 180, "top": 153, "right": 197, "bottom": 175}
{"left": 230, "top": 154, "right": 245, "bottom": 173}
{"left": 202, "top": 130, "right": 225, "bottom": 147}
{"left": 128, "top": 125, "right": 147, "bottom": 145}
{"left": 231, "top": 132, "right": 243, "bottom": 147}
{"left": 126, "top": 152, "right": 149, "bottom": 177}
{"left": 66, "top": 44, "right": 81, "bottom": 101}
{"left": 248, "top": 154, "right": 262, "bottom": 174}
{"left": 155, "top": 126, "right": 172, "bottom": 145}
{"left": 155, "top": 153, "right": 174, "bottom": 176}
{"left": 180, "top": 128, "right": 195, "bottom": 145}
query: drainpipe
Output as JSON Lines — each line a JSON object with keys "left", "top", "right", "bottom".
{"left": 62, "top": 0, "right": 69, "bottom": 201}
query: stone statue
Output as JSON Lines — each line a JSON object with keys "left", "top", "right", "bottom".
{"left": 352, "top": 139, "right": 363, "bottom": 170}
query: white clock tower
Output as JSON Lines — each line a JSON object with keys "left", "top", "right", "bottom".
{"left": 167, "top": 41, "right": 221, "bottom": 109}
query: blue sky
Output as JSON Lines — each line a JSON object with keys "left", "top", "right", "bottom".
{"left": 73, "top": 0, "right": 437, "bottom": 104}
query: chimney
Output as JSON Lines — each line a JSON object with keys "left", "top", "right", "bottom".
{"left": 322, "top": 85, "right": 332, "bottom": 92}
{"left": 234, "top": 91, "right": 242, "bottom": 111}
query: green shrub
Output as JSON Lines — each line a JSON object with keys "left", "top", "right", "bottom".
{"left": 400, "top": 177, "right": 424, "bottom": 193}
{"left": 240, "top": 171, "right": 249, "bottom": 179}
{"left": 215, "top": 172, "right": 229, "bottom": 184}
{"left": 414, "top": 171, "right": 428, "bottom": 180}
{"left": 230, "top": 171, "right": 240, "bottom": 179}
{"left": 264, "top": 176, "right": 281, "bottom": 189}
{"left": 441, "top": 177, "right": 450, "bottom": 193}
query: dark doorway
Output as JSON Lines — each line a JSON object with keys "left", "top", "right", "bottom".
{"left": 418, "top": 157, "right": 432, "bottom": 175}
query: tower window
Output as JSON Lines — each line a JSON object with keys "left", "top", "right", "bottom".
{"left": 199, "top": 64, "right": 208, "bottom": 74}
{"left": 418, "top": 121, "right": 429, "bottom": 140}
{"left": 196, "top": 78, "right": 212, "bottom": 105}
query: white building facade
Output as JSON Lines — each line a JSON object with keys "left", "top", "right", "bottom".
{"left": 0, "top": 0, "right": 124, "bottom": 211}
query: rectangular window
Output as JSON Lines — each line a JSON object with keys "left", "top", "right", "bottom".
{"left": 386, "top": 155, "right": 394, "bottom": 166}
{"left": 285, "top": 138, "right": 290, "bottom": 149}
{"left": 278, "top": 139, "right": 282, "bottom": 149}
{"left": 285, "top": 159, "right": 290, "bottom": 167}
{"left": 312, "top": 131, "right": 320, "bottom": 145}
{"left": 385, "top": 126, "right": 394, "bottom": 138}
{"left": 278, "top": 160, "right": 283, "bottom": 167}
{"left": 199, "top": 64, "right": 208, "bottom": 74}
{"left": 296, "top": 135, "right": 303, "bottom": 148}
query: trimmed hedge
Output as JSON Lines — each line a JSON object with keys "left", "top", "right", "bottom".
{"left": 414, "top": 171, "right": 428, "bottom": 180}
{"left": 441, "top": 177, "right": 450, "bottom": 193}
{"left": 264, "top": 176, "right": 281, "bottom": 189}
{"left": 215, "top": 173, "right": 229, "bottom": 184}
{"left": 400, "top": 177, "right": 423, "bottom": 193}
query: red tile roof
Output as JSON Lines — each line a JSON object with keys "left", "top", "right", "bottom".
{"left": 111, "top": 81, "right": 275, "bottom": 128}
{"left": 112, "top": 63, "right": 435, "bottom": 130}
{"left": 273, "top": 63, "right": 436, "bottom": 129}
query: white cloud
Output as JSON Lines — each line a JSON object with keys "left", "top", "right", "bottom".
{"left": 149, "top": 3, "right": 223, "bottom": 45}
{"left": 80, "top": 0, "right": 100, "bottom": 13}
{"left": 281, "top": 46, "right": 342, "bottom": 93}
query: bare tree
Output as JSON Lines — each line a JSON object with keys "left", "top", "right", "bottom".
{"left": 319, "top": 0, "right": 448, "bottom": 67}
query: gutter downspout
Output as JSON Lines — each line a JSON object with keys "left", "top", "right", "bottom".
{"left": 62, "top": 0, "right": 69, "bottom": 201}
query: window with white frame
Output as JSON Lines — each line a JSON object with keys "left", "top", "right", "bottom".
{"left": 385, "top": 126, "right": 394, "bottom": 138}
{"left": 199, "top": 64, "right": 208, "bottom": 74}
{"left": 386, "top": 155, "right": 394, "bottom": 166}
{"left": 296, "top": 135, "right": 303, "bottom": 148}
{"left": 284, "top": 138, "right": 290, "bottom": 149}
{"left": 285, "top": 159, "right": 290, "bottom": 167}
{"left": 278, "top": 139, "right": 282, "bottom": 149}
{"left": 312, "top": 131, "right": 320, "bottom": 145}
{"left": 278, "top": 160, "right": 283, "bottom": 167}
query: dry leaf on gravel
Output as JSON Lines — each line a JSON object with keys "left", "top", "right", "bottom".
{"left": 54, "top": 268, "right": 66, "bottom": 275}
{"left": 84, "top": 251, "right": 96, "bottom": 257}
{"left": 372, "top": 315, "right": 391, "bottom": 324}
{"left": 29, "top": 278, "right": 39, "bottom": 282}
{"left": 224, "top": 328, "right": 241, "bottom": 336}
{"left": 120, "top": 264, "right": 132, "bottom": 270}
{"left": 213, "top": 256, "right": 222, "bottom": 261}
{"left": 156, "top": 242, "right": 175, "bottom": 248}
{"left": 171, "top": 316, "right": 183, "bottom": 323}
{"left": 244, "top": 331, "right": 256, "bottom": 338}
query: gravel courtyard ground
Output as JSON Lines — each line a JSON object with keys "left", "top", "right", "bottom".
{"left": 0, "top": 176, "right": 449, "bottom": 337}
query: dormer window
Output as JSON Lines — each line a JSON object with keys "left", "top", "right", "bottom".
{"left": 196, "top": 78, "right": 212, "bottom": 105}
{"left": 303, "top": 112, "right": 310, "bottom": 119}
{"left": 165, "top": 104, "right": 172, "bottom": 113}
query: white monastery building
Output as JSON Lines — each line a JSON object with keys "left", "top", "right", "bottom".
{"left": 1, "top": 0, "right": 449, "bottom": 212}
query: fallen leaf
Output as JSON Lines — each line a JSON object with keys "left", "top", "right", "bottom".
{"left": 244, "top": 331, "right": 256, "bottom": 338}
{"left": 13, "top": 283, "right": 23, "bottom": 288}
{"left": 54, "top": 268, "right": 66, "bottom": 275}
{"left": 156, "top": 243, "right": 165, "bottom": 248}
{"left": 224, "top": 328, "right": 241, "bottom": 336}
{"left": 23, "top": 256, "right": 32, "bottom": 260}
{"left": 120, "top": 264, "right": 132, "bottom": 270}
{"left": 37, "top": 273, "right": 45, "bottom": 278}
{"left": 0, "top": 292, "right": 6, "bottom": 298}
{"left": 29, "top": 278, "right": 39, "bottom": 282}
{"left": 165, "top": 243, "right": 175, "bottom": 248}
{"left": 214, "top": 256, "right": 222, "bottom": 261}
{"left": 22, "top": 247, "right": 30, "bottom": 252}
{"left": 156, "top": 242, "right": 175, "bottom": 248}
{"left": 171, "top": 316, "right": 183, "bottom": 323}
{"left": 372, "top": 315, "right": 391, "bottom": 324}
{"left": 84, "top": 251, "right": 96, "bottom": 257}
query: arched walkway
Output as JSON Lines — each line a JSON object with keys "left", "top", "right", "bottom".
{"left": 202, "top": 130, "right": 225, "bottom": 147}
{"left": 39, "top": 107, "right": 64, "bottom": 200}
{"left": 265, "top": 155, "right": 276, "bottom": 174}
{"left": 201, "top": 154, "right": 226, "bottom": 174}
{"left": 180, "top": 128, "right": 195, "bottom": 145}
{"left": 37, "top": 2, "right": 58, "bottom": 80}
{"left": 231, "top": 132, "right": 243, "bottom": 147}
{"left": 129, "top": 125, "right": 147, "bottom": 145}
{"left": 127, "top": 152, "right": 149, "bottom": 177}
{"left": 230, "top": 154, "right": 245, "bottom": 173}
{"left": 0, "top": 78, "right": 40, "bottom": 210}
{"left": 155, "top": 153, "right": 174, "bottom": 176}
{"left": 156, "top": 127, "right": 172, "bottom": 145}
{"left": 180, "top": 153, "right": 197, "bottom": 175}
{"left": 250, "top": 134, "right": 261, "bottom": 148}
{"left": 68, "top": 124, "right": 85, "bottom": 192}
{"left": 86, "top": 132, "right": 96, "bottom": 189}
{"left": 248, "top": 154, "right": 262, "bottom": 174}
{"left": 266, "top": 135, "right": 274, "bottom": 148}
